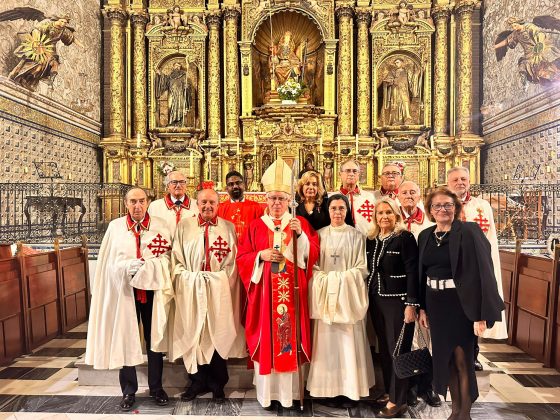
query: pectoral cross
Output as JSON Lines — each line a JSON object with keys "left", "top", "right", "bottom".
{"left": 331, "top": 252, "right": 340, "bottom": 264}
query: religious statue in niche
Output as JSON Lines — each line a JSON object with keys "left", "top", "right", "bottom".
{"left": 377, "top": 56, "right": 423, "bottom": 127}
{"left": 155, "top": 57, "right": 198, "bottom": 128}
{"left": 494, "top": 16, "right": 560, "bottom": 85}
{"left": 270, "top": 31, "right": 305, "bottom": 87}
{"left": 1, "top": 8, "right": 82, "bottom": 91}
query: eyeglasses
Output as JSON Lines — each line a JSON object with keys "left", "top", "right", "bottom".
{"left": 169, "top": 180, "right": 187, "bottom": 186}
{"left": 267, "top": 196, "right": 288, "bottom": 202}
{"left": 431, "top": 203, "right": 455, "bottom": 211}
{"left": 342, "top": 169, "right": 359, "bottom": 174}
{"left": 382, "top": 171, "right": 402, "bottom": 177}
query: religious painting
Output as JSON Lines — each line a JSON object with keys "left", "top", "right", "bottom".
{"left": 155, "top": 56, "right": 199, "bottom": 128}
{"left": 376, "top": 54, "right": 424, "bottom": 128}
{"left": 494, "top": 16, "right": 560, "bottom": 85}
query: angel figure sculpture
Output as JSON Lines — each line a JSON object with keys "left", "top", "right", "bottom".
{"left": 162, "top": 6, "right": 188, "bottom": 32}
{"left": 2, "top": 7, "right": 82, "bottom": 91}
{"left": 494, "top": 16, "right": 560, "bottom": 85}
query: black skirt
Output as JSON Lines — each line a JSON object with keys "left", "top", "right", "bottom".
{"left": 426, "top": 286, "right": 479, "bottom": 402}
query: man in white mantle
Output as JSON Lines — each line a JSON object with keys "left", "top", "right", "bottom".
{"left": 170, "top": 186, "right": 246, "bottom": 403}
{"left": 148, "top": 170, "right": 198, "bottom": 237}
{"left": 307, "top": 193, "right": 374, "bottom": 408}
{"left": 85, "top": 187, "right": 172, "bottom": 412}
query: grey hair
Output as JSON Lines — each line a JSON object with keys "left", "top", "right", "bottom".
{"left": 447, "top": 166, "right": 470, "bottom": 178}
{"left": 164, "top": 170, "right": 186, "bottom": 186}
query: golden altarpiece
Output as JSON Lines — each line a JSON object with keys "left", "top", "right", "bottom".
{"left": 100, "top": 0, "right": 483, "bottom": 197}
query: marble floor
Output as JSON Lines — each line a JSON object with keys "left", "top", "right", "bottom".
{"left": 0, "top": 324, "right": 560, "bottom": 419}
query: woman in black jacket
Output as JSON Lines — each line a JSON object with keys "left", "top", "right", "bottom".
{"left": 366, "top": 197, "right": 419, "bottom": 418}
{"left": 418, "top": 187, "right": 504, "bottom": 420}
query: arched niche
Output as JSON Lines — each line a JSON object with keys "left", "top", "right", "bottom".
{"left": 251, "top": 10, "right": 324, "bottom": 107}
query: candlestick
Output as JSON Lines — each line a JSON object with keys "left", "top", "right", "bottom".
{"left": 337, "top": 135, "right": 341, "bottom": 154}
{"left": 207, "top": 151, "right": 212, "bottom": 179}
{"left": 430, "top": 135, "right": 434, "bottom": 150}
{"left": 355, "top": 134, "right": 359, "bottom": 154}
{"left": 189, "top": 153, "right": 194, "bottom": 177}
{"left": 319, "top": 130, "right": 323, "bottom": 154}
{"left": 218, "top": 134, "right": 221, "bottom": 148}
{"left": 136, "top": 132, "right": 141, "bottom": 148}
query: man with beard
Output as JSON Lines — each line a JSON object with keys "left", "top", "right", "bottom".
{"left": 218, "top": 171, "right": 264, "bottom": 239}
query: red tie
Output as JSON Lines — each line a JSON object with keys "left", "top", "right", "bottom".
{"left": 198, "top": 215, "right": 217, "bottom": 271}
{"left": 340, "top": 187, "right": 358, "bottom": 225}
{"left": 132, "top": 224, "right": 147, "bottom": 304}
{"left": 402, "top": 207, "right": 423, "bottom": 231}
{"left": 174, "top": 201, "right": 183, "bottom": 225}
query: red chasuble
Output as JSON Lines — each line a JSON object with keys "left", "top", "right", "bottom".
{"left": 237, "top": 216, "right": 319, "bottom": 375}
{"left": 217, "top": 199, "right": 265, "bottom": 239}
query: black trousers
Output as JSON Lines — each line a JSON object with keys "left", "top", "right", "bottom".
{"left": 188, "top": 351, "right": 229, "bottom": 393}
{"left": 119, "top": 290, "right": 164, "bottom": 395}
{"left": 370, "top": 294, "right": 414, "bottom": 406}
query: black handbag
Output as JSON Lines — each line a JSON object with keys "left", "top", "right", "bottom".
{"left": 392, "top": 322, "right": 433, "bottom": 379}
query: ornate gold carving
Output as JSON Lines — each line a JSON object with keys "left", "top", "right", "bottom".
{"left": 131, "top": 11, "right": 149, "bottom": 139}
{"left": 336, "top": 5, "right": 353, "bottom": 136}
{"left": 150, "top": 0, "right": 205, "bottom": 8}
{"left": 104, "top": 6, "right": 127, "bottom": 138}
{"left": 455, "top": 0, "right": 477, "bottom": 136}
{"left": 223, "top": 6, "right": 241, "bottom": 138}
{"left": 355, "top": 9, "right": 371, "bottom": 137}
{"left": 432, "top": 6, "right": 450, "bottom": 136}
{"left": 207, "top": 12, "right": 221, "bottom": 140}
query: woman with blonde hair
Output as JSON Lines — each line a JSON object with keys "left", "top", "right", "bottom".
{"left": 366, "top": 197, "right": 419, "bottom": 418}
{"left": 296, "top": 170, "right": 331, "bottom": 231}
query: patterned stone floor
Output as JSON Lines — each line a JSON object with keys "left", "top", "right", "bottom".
{"left": 1, "top": 324, "right": 560, "bottom": 419}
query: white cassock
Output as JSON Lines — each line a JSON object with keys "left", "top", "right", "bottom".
{"left": 307, "top": 224, "right": 375, "bottom": 399}
{"left": 463, "top": 195, "right": 508, "bottom": 339}
{"left": 336, "top": 187, "right": 377, "bottom": 236}
{"left": 85, "top": 214, "right": 172, "bottom": 369}
{"left": 148, "top": 193, "right": 198, "bottom": 238}
{"left": 169, "top": 216, "right": 246, "bottom": 373}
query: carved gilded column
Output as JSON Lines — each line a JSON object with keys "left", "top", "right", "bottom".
{"left": 355, "top": 9, "right": 370, "bottom": 137}
{"left": 131, "top": 11, "right": 148, "bottom": 139}
{"left": 336, "top": 5, "right": 353, "bottom": 136}
{"left": 207, "top": 13, "right": 221, "bottom": 140}
{"left": 432, "top": 7, "right": 451, "bottom": 136}
{"left": 455, "top": 1, "right": 477, "bottom": 136}
{"left": 223, "top": 7, "right": 240, "bottom": 139}
{"left": 105, "top": 7, "right": 127, "bottom": 138}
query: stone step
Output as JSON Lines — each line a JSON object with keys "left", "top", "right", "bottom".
{"left": 76, "top": 357, "right": 254, "bottom": 389}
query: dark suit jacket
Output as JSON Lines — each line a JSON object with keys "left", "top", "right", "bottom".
{"left": 366, "top": 230, "right": 419, "bottom": 305}
{"left": 418, "top": 220, "right": 505, "bottom": 323}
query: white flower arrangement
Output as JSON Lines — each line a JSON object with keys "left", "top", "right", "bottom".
{"left": 277, "top": 80, "right": 304, "bottom": 101}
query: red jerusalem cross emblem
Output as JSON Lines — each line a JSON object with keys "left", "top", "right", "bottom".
{"left": 357, "top": 200, "right": 375, "bottom": 223}
{"left": 209, "top": 236, "right": 231, "bottom": 262}
{"left": 473, "top": 208, "right": 490, "bottom": 234}
{"left": 147, "top": 234, "right": 171, "bottom": 257}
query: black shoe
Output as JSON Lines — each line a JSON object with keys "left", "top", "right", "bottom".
{"left": 338, "top": 396, "right": 357, "bottom": 408}
{"left": 150, "top": 389, "right": 169, "bottom": 406}
{"left": 421, "top": 389, "right": 442, "bottom": 407}
{"left": 213, "top": 389, "right": 226, "bottom": 404}
{"left": 181, "top": 384, "right": 210, "bottom": 402}
{"left": 119, "top": 394, "right": 135, "bottom": 411}
{"left": 321, "top": 397, "right": 340, "bottom": 408}
{"left": 474, "top": 359, "right": 484, "bottom": 371}
{"left": 263, "top": 401, "right": 278, "bottom": 411}
{"left": 407, "top": 387, "right": 418, "bottom": 407}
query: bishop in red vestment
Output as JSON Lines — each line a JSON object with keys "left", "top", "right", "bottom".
{"left": 237, "top": 159, "right": 319, "bottom": 409}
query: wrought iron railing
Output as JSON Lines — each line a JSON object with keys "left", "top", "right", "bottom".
{"left": 470, "top": 183, "right": 560, "bottom": 245}
{"left": 0, "top": 182, "right": 134, "bottom": 244}
{"left": 0, "top": 181, "right": 557, "bottom": 246}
